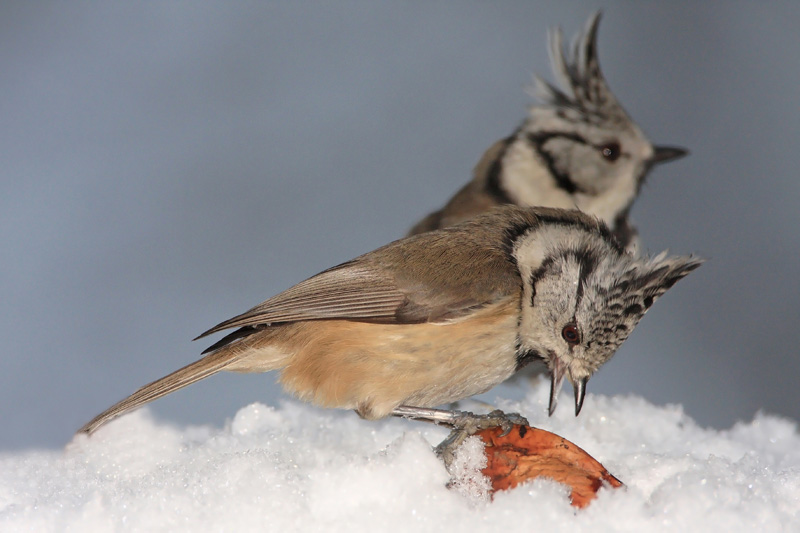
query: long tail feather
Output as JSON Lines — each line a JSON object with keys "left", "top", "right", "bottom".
{"left": 78, "top": 349, "right": 238, "bottom": 435}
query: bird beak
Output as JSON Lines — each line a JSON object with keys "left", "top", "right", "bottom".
{"left": 651, "top": 145, "right": 688, "bottom": 165}
{"left": 574, "top": 377, "right": 588, "bottom": 416}
{"left": 549, "top": 360, "right": 589, "bottom": 417}
{"left": 548, "top": 358, "right": 566, "bottom": 416}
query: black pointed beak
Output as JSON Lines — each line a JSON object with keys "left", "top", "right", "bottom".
{"left": 574, "top": 377, "right": 588, "bottom": 416}
{"left": 651, "top": 145, "right": 689, "bottom": 165}
{"left": 548, "top": 359, "right": 566, "bottom": 416}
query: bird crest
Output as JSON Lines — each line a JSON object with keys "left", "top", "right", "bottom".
{"left": 582, "top": 251, "right": 704, "bottom": 359}
{"left": 532, "top": 12, "right": 630, "bottom": 127}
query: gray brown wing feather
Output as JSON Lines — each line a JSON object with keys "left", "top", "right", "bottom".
{"left": 195, "top": 265, "right": 408, "bottom": 339}
{"left": 196, "top": 212, "right": 529, "bottom": 342}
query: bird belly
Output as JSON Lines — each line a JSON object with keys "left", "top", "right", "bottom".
{"left": 273, "top": 298, "right": 520, "bottom": 419}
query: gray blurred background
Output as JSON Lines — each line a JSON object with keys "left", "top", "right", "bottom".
{"left": 2, "top": 2, "right": 798, "bottom": 450}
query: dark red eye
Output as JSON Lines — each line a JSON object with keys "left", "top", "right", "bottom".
{"left": 600, "top": 142, "right": 620, "bottom": 162}
{"left": 562, "top": 324, "right": 581, "bottom": 345}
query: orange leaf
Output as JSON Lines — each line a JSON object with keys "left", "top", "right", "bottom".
{"left": 477, "top": 424, "right": 623, "bottom": 508}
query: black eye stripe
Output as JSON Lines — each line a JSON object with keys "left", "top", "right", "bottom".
{"left": 527, "top": 131, "right": 624, "bottom": 159}
{"left": 527, "top": 131, "right": 589, "bottom": 147}
{"left": 599, "top": 142, "right": 621, "bottom": 162}
{"left": 526, "top": 132, "right": 584, "bottom": 194}
{"left": 525, "top": 131, "right": 626, "bottom": 195}
{"left": 575, "top": 251, "right": 598, "bottom": 307}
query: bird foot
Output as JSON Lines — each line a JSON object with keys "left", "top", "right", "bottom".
{"left": 389, "top": 405, "right": 528, "bottom": 471}
{"left": 434, "top": 409, "right": 529, "bottom": 470}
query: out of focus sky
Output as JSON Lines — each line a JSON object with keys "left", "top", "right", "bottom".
{"left": 2, "top": 2, "right": 798, "bottom": 449}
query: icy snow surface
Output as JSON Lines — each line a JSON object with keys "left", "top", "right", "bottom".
{"left": 2, "top": 381, "right": 798, "bottom": 532}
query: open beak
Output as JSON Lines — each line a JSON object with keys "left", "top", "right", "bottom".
{"left": 548, "top": 359, "right": 589, "bottom": 417}
{"left": 574, "top": 377, "right": 587, "bottom": 416}
{"left": 548, "top": 359, "right": 566, "bottom": 416}
{"left": 651, "top": 145, "right": 688, "bottom": 165}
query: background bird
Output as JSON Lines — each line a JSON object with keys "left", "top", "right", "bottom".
{"left": 408, "top": 12, "right": 687, "bottom": 255}
{"left": 79, "top": 206, "right": 701, "bottom": 435}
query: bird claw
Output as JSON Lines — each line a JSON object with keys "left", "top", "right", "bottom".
{"left": 490, "top": 410, "right": 529, "bottom": 436}
{"left": 435, "top": 409, "right": 529, "bottom": 470}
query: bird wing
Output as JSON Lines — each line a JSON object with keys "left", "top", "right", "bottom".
{"left": 195, "top": 222, "right": 523, "bottom": 343}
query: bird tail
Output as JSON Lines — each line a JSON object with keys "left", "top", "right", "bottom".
{"left": 78, "top": 347, "right": 240, "bottom": 435}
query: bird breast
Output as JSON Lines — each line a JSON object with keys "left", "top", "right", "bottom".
{"left": 261, "top": 297, "right": 521, "bottom": 419}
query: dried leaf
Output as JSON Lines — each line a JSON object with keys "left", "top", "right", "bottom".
{"left": 477, "top": 424, "right": 623, "bottom": 508}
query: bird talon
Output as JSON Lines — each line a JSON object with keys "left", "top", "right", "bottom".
{"left": 433, "top": 408, "right": 531, "bottom": 471}
{"left": 498, "top": 425, "right": 512, "bottom": 437}
{"left": 435, "top": 428, "right": 470, "bottom": 470}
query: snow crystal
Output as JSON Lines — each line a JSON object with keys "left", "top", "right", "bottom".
{"left": 1, "top": 381, "right": 798, "bottom": 532}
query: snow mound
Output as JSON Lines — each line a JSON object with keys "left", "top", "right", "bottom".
{"left": 2, "top": 381, "right": 798, "bottom": 531}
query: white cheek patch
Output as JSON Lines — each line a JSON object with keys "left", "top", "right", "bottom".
{"left": 512, "top": 224, "right": 588, "bottom": 355}
{"left": 512, "top": 224, "right": 589, "bottom": 281}
{"left": 576, "top": 176, "right": 638, "bottom": 223}
{"left": 501, "top": 141, "right": 576, "bottom": 209}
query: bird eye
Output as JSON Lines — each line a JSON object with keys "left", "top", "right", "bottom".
{"left": 600, "top": 142, "right": 621, "bottom": 162}
{"left": 561, "top": 323, "right": 581, "bottom": 345}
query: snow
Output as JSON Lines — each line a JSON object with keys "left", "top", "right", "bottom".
{"left": 2, "top": 380, "right": 798, "bottom": 532}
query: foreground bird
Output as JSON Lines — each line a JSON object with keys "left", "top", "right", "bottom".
{"left": 79, "top": 206, "right": 701, "bottom": 435}
{"left": 408, "top": 12, "right": 687, "bottom": 255}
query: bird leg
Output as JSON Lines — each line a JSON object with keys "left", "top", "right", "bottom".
{"left": 390, "top": 405, "right": 529, "bottom": 469}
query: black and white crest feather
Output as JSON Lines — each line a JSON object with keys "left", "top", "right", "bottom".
{"left": 534, "top": 11, "right": 628, "bottom": 125}
{"left": 584, "top": 251, "right": 704, "bottom": 356}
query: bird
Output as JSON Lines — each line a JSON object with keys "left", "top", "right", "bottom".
{"left": 408, "top": 12, "right": 687, "bottom": 255}
{"left": 78, "top": 206, "right": 702, "bottom": 436}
